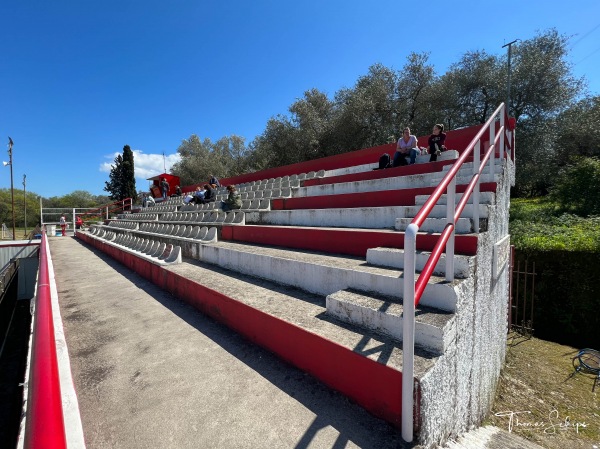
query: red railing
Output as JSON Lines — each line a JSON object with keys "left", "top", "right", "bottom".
{"left": 413, "top": 128, "right": 504, "bottom": 304}
{"left": 80, "top": 197, "right": 133, "bottom": 221}
{"left": 24, "top": 231, "right": 67, "bottom": 449}
{"left": 401, "top": 103, "right": 514, "bottom": 442}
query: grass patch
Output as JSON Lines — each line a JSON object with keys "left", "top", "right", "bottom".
{"left": 510, "top": 198, "right": 600, "bottom": 251}
{"left": 485, "top": 333, "right": 600, "bottom": 448}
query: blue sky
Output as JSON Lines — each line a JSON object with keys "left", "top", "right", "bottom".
{"left": 1, "top": 0, "right": 599, "bottom": 198}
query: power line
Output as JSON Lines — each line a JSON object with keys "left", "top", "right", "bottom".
{"left": 574, "top": 45, "right": 600, "bottom": 65}
{"left": 570, "top": 23, "right": 600, "bottom": 48}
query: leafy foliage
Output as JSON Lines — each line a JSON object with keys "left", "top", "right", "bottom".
{"left": 549, "top": 157, "right": 600, "bottom": 216}
{"left": 170, "top": 135, "right": 249, "bottom": 186}
{"left": 509, "top": 198, "right": 600, "bottom": 251}
{"left": 167, "top": 28, "right": 590, "bottom": 201}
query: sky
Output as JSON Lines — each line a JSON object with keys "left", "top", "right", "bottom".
{"left": 1, "top": 0, "right": 599, "bottom": 198}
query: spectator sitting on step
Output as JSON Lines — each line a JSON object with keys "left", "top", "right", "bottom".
{"left": 393, "top": 128, "right": 419, "bottom": 166}
{"left": 200, "top": 184, "right": 216, "bottom": 204}
{"left": 146, "top": 194, "right": 156, "bottom": 207}
{"left": 220, "top": 185, "right": 242, "bottom": 212}
{"left": 428, "top": 123, "right": 447, "bottom": 162}
{"left": 191, "top": 186, "right": 205, "bottom": 204}
{"left": 172, "top": 185, "right": 182, "bottom": 197}
{"left": 209, "top": 174, "right": 221, "bottom": 188}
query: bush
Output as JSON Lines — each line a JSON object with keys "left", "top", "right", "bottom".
{"left": 509, "top": 198, "right": 600, "bottom": 251}
{"left": 550, "top": 157, "right": 600, "bottom": 216}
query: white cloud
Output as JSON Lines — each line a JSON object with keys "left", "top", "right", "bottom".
{"left": 100, "top": 150, "right": 181, "bottom": 190}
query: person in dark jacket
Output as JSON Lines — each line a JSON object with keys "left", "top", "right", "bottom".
{"left": 201, "top": 184, "right": 216, "bottom": 203}
{"left": 209, "top": 174, "right": 221, "bottom": 188}
{"left": 221, "top": 185, "right": 242, "bottom": 212}
{"left": 428, "top": 124, "right": 447, "bottom": 162}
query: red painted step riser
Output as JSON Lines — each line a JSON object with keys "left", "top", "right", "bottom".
{"left": 221, "top": 226, "right": 478, "bottom": 257}
{"left": 272, "top": 183, "right": 497, "bottom": 211}
{"left": 76, "top": 233, "right": 406, "bottom": 427}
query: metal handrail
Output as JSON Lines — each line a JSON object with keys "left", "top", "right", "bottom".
{"left": 413, "top": 128, "right": 503, "bottom": 304}
{"left": 24, "top": 231, "right": 67, "bottom": 449}
{"left": 82, "top": 197, "right": 133, "bottom": 220}
{"left": 401, "top": 103, "right": 513, "bottom": 442}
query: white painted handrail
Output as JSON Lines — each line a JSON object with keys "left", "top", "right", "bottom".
{"left": 401, "top": 103, "right": 514, "bottom": 442}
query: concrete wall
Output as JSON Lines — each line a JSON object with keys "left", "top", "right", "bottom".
{"left": 417, "top": 156, "right": 514, "bottom": 446}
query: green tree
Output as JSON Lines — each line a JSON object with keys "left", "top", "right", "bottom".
{"left": 555, "top": 95, "right": 600, "bottom": 163}
{"left": 508, "top": 29, "right": 584, "bottom": 121}
{"left": 550, "top": 157, "right": 600, "bottom": 216}
{"left": 104, "top": 145, "right": 136, "bottom": 200}
{"left": 171, "top": 135, "right": 250, "bottom": 186}
{"left": 122, "top": 145, "right": 137, "bottom": 200}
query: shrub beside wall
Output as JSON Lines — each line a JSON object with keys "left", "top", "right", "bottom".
{"left": 514, "top": 250, "right": 600, "bottom": 349}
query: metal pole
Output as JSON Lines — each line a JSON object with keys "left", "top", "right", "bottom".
{"left": 7, "top": 137, "right": 16, "bottom": 240}
{"left": 502, "top": 39, "right": 519, "bottom": 117}
{"left": 23, "top": 174, "right": 27, "bottom": 238}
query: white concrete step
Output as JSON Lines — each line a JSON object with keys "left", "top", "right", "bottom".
{"left": 245, "top": 203, "right": 489, "bottom": 229}
{"left": 366, "top": 247, "right": 474, "bottom": 279}
{"left": 295, "top": 171, "right": 453, "bottom": 198}
{"left": 394, "top": 217, "right": 474, "bottom": 234}
{"left": 326, "top": 289, "right": 456, "bottom": 354}
{"left": 196, "top": 241, "right": 459, "bottom": 312}
{"left": 323, "top": 150, "right": 459, "bottom": 177}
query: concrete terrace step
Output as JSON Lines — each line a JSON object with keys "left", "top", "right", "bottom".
{"left": 326, "top": 289, "right": 455, "bottom": 354}
{"left": 196, "top": 240, "right": 459, "bottom": 312}
{"left": 77, "top": 230, "right": 437, "bottom": 427}
{"left": 271, "top": 183, "right": 497, "bottom": 211}
{"left": 366, "top": 247, "right": 474, "bottom": 279}
{"left": 303, "top": 159, "right": 455, "bottom": 188}
{"left": 323, "top": 150, "right": 459, "bottom": 177}
{"left": 245, "top": 203, "right": 489, "bottom": 229}
{"left": 297, "top": 171, "right": 460, "bottom": 198}
{"left": 220, "top": 224, "right": 479, "bottom": 257}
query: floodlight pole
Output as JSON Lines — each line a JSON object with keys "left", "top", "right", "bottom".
{"left": 7, "top": 138, "right": 16, "bottom": 240}
{"left": 23, "top": 174, "right": 27, "bottom": 238}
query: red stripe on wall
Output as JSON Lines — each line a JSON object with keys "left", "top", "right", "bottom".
{"left": 271, "top": 183, "right": 497, "bottom": 211}
{"left": 220, "top": 225, "right": 478, "bottom": 257}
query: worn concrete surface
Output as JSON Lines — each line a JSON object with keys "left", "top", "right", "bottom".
{"left": 49, "top": 236, "right": 408, "bottom": 449}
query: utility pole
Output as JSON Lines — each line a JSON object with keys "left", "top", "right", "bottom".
{"left": 23, "top": 174, "right": 27, "bottom": 238}
{"left": 6, "top": 138, "right": 16, "bottom": 240}
{"left": 502, "top": 39, "right": 519, "bottom": 117}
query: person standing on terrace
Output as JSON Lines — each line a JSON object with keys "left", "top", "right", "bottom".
{"left": 209, "top": 174, "right": 221, "bottom": 188}
{"left": 160, "top": 177, "right": 169, "bottom": 199}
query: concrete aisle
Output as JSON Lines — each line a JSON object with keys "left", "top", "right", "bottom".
{"left": 48, "top": 236, "right": 405, "bottom": 449}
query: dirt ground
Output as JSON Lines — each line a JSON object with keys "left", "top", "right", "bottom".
{"left": 484, "top": 332, "right": 600, "bottom": 449}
